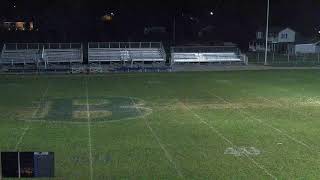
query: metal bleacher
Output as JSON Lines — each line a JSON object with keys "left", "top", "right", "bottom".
{"left": 42, "top": 43, "right": 83, "bottom": 73}
{"left": 0, "top": 44, "right": 41, "bottom": 66}
{"left": 171, "top": 46, "right": 248, "bottom": 65}
{"left": 0, "top": 44, "right": 42, "bottom": 73}
{"left": 0, "top": 43, "right": 84, "bottom": 73}
{"left": 88, "top": 42, "right": 167, "bottom": 73}
{"left": 0, "top": 42, "right": 249, "bottom": 74}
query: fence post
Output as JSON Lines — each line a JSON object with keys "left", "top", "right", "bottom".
{"left": 272, "top": 52, "right": 275, "bottom": 63}
{"left": 318, "top": 53, "right": 320, "bottom": 63}
{"left": 288, "top": 53, "right": 290, "bottom": 62}
{"left": 257, "top": 53, "right": 260, "bottom": 63}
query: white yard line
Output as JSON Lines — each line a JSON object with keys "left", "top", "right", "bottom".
{"left": 181, "top": 102, "right": 277, "bottom": 179}
{"left": 85, "top": 77, "right": 94, "bottom": 180}
{"left": 130, "top": 98, "right": 184, "bottom": 178}
{"left": 209, "top": 91, "right": 312, "bottom": 150}
{"left": 14, "top": 83, "right": 50, "bottom": 151}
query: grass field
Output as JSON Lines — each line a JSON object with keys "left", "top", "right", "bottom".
{"left": 1, "top": 70, "right": 320, "bottom": 179}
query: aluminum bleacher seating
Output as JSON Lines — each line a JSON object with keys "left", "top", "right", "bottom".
{"left": 88, "top": 49, "right": 124, "bottom": 62}
{"left": 87, "top": 42, "right": 168, "bottom": 73}
{"left": 88, "top": 42, "right": 166, "bottom": 64}
{"left": 43, "top": 49, "right": 82, "bottom": 64}
{"left": 129, "top": 48, "right": 164, "bottom": 62}
{"left": 0, "top": 43, "right": 84, "bottom": 73}
{"left": 0, "top": 44, "right": 41, "bottom": 65}
{"left": 171, "top": 46, "right": 248, "bottom": 65}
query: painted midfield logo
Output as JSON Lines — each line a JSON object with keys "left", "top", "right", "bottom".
{"left": 30, "top": 97, "right": 151, "bottom": 123}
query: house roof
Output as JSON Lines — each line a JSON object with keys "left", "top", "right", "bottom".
{"left": 295, "top": 35, "right": 320, "bottom": 44}
{"left": 257, "top": 27, "right": 295, "bottom": 33}
{"left": 0, "top": 16, "right": 34, "bottom": 22}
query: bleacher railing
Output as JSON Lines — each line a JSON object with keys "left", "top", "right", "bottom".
{"left": 4, "top": 43, "right": 82, "bottom": 50}
{"left": 171, "top": 46, "right": 241, "bottom": 54}
{"left": 88, "top": 42, "right": 163, "bottom": 49}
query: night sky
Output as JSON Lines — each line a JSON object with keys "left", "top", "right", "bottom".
{"left": 1, "top": 0, "right": 319, "bottom": 49}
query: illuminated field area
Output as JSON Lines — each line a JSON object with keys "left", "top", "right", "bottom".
{"left": 1, "top": 70, "right": 320, "bottom": 179}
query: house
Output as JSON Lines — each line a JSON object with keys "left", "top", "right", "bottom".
{"left": 0, "top": 17, "right": 35, "bottom": 31}
{"left": 249, "top": 27, "right": 296, "bottom": 54}
{"left": 295, "top": 41, "right": 320, "bottom": 54}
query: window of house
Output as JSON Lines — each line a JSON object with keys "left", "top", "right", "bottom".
{"left": 281, "top": 33, "right": 288, "bottom": 39}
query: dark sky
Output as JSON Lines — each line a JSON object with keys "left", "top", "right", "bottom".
{"left": 1, "top": 0, "right": 319, "bottom": 48}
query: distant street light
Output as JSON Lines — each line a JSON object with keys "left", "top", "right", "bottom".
{"left": 210, "top": 11, "right": 214, "bottom": 16}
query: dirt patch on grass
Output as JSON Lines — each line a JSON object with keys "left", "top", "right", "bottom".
{"left": 155, "top": 101, "right": 280, "bottom": 111}
{"left": 73, "top": 99, "right": 110, "bottom": 106}
{"left": 215, "top": 79, "right": 232, "bottom": 85}
{"left": 16, "top": 109, "right": 35, "bottom": 119}
{"left": 73, "top": 110, "right": 112, "bottom": 119}
{"left": 269, "top": 97, "right": 320, "bottom": 107}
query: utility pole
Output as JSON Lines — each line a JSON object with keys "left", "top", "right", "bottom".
{"left": 173, "top": 16, "right": 176, "bottom": 45}
{"left": 264, "top": 0, "right": 270, "bottom": 65}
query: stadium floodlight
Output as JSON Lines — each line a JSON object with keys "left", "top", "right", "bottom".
{"left": 264, "top": 0, "right": 270, "bottom": 65}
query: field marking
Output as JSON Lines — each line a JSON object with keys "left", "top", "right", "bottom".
{"left": 180, "top": 102, "right": 277, "bottom": 179}
{"left": 85, "top": 77, "right": 94, "bottom": 180}
{"left": 14, "top": 83, "right": 50, "bottom": 151}
{"left": 130, "top": 98, "right": 184, "bottom": 178}
{"left": 208, "top": 90, "right": 312, "bottom": 150}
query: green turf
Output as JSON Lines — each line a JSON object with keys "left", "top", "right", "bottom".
{"left": 1, "top": 70, "right": 320, "bottom": 179}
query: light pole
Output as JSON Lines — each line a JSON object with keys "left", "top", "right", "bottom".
{"left": 264, "top": 0, "right": 270, "bottom": 65}
{"left": 173, "top": 16, "right": 176, "bottom": 45}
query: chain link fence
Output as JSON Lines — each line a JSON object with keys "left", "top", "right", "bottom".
{"left": 247, "top": 52, "right": 320, "bottom": 66}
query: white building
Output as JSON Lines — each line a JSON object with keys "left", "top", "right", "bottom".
{"left": 295, "top": 41, "right": 320, "bottom": 54}
{"left": 249, "top": 27, "right": 296, "bottom": 54}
